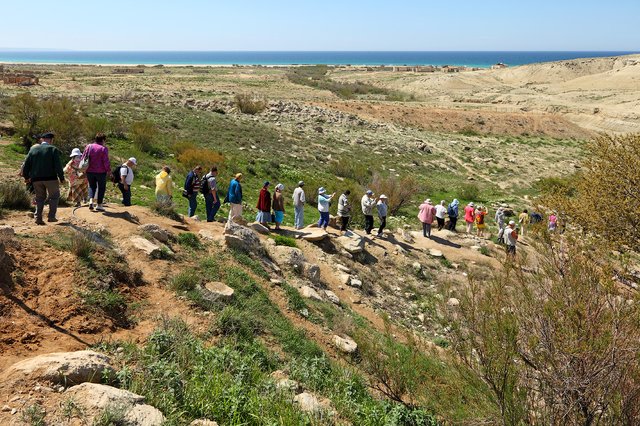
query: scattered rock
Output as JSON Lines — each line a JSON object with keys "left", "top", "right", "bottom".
{"left": 65, "top": 383, "right": 165, "bottom": 426}
{"left": 428, "top": 248, "right": 443, "bottom": 257}
{"left": 270, "top": 278, "right": 283, "bottom": 286}
{"left": 0, "top": 225, "right": 15, "bottom": 240}
{"left": 401, "top": 228, "right": 415, "bottom": 243}
{"left": 201, "top": 281, "right": 234, "bottom": 302}
{"left": 198, "top": 229, "right": 216, "bottom": 241}
{"left": 418, "top": 313, "right": 425, "bottom": 323}
{"left": 1, "top": 405, "right": 10, "bottom": 412}
{"left": 129, "top": 236, "right": 164, "bottom": 257}
{"left": 138, "top": 223, "right": 172, "bottom": 243}
{"left": 1, "top": 351, "right": 114, "bottom": 386}
{"left": 348, "top": 278, "right": 363, "bottom": 289}
{"left": 293, "top": 392, "right": 327, "bottom": 414}
{"left": 249, "top": 222, "right": 271, "bottom": 235}
{"left": 190, "top": 420, "right": 219, "bottom": 426}
{"left": 333, "top": 335, "right": 358, "bottom": 354}
{"left": 224, "top": 221, "right": 262, "bottom": 253}
{"left": 266, "top": 245, "right": 306, "bottom": 269}
{"left": 324, "top": 290, "right": 340, "bottom": 305}
{"left": 336, "top": 231, "right": 364, "bottom": 254}
{"left": 335, "top": 264, "right": 350, "bottom": 274}
{"left": 447, "top": 297, "right": 460, "bottom": 307}
{"left": 300, "top": 286, "right": 322, "bottom": 301}
{"left": 303, "top": 263, "right": 321, "bottom": 284}
{"left": 412, "top": 262, "right": 422, "bottom": 274}
{"left": 338, "top": 273, "right": 351, "bottom": 285}
{"left": 301, "top": 229, "right": 328, "bottom": 242}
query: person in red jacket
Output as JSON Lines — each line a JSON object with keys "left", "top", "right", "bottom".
{"left": 256, "top": 181, "right": 272, "bottom": 227}
{"left": 464, "top": 202, "right": 476, "bottom": 234}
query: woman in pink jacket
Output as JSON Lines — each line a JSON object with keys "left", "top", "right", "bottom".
{"left": 418, "top": 198, "right": 437, "bottom": 238}
{"left": 464, "top": 202, "right": 476, "bottom": 234}
{"left": 82, "top": 133, "right": 111, "bottom": 211}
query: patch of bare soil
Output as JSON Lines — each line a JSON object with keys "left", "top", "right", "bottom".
{"left": 316, "top": 101, "right": 593, "bottom": 139}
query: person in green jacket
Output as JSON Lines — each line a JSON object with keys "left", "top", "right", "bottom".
{"left": 21, "top": 132, "right": 65, "bottom": 225}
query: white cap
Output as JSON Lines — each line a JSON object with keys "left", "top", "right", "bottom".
{"left": 509, "top": 220, "right": 516, "bottom": 225}
{"left": 318, "top": 187, "right": 326, "bottom": 194}
{"left": 426, "top": 198, "right": 432, "bottom": 203}
{"left": 70, "top": 148, "right": 82, "bottom": 157}
{"left": 379, "top": 194, "right": 388, "bottom": 199}
{"left": 128, "top": 157, "right": 137, "bottom": 165}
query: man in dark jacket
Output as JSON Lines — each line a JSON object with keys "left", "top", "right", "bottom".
{"left": 21, "top": 132, "right": 65, "bottom": 225}
{"left": 184, "top": 165, "right": 202, "bottom": 217}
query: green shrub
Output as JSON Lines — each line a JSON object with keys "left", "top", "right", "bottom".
{"left": 235, "top": 93, "right": 267, "bottom": 115}
{"left": 458, "top": 183, "right": 480, "bottom": 201}
{"left": 92, "top": 404, "right": 127, "bottom": 426}
{"left": 21, "top": 404, "right": 45, "bottom": 426}
{"left": 150, "top": 201, "right": 183, "bottom": 222}
{"left": 80, "top": 288, "right": 128, "bottom": 323}
{"left": 0, "top": 180, "right": 31, "bottom": 210}
{"left": 129, "top": 120, "right": 158, "bottom": 153}
{"left": 216, "top": 305, "right": 262, "bottom": 339}
{"left": 170, "top": 270, "right": 200, "bottom": 292}
{"left": 70, "top": 231, "right": 95, "bottom": 259}
{"left": 479, "top": 246, "right": 490, "bottom": 256}
{"left": 177, "top": 232, "right": 202, "bottom": 249}
{"left": 274, "top": 235, "right": 297, "bottom": 248}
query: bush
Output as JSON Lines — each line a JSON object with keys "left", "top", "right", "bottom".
{"left": 70, "top": 231, "right": 95, "bottom": 259}
{"left": 457, "top": 183, "right": 480, "bottom": 202}
{"left": 176, "top": 147, "right": 224, "bottom": 170}
{"left": 81, "top": 288, "right": 127, "bottom": 321}
{"left": 369, "top": 172, "right": 421, "bottom": 215}
{"left": 129, "top": 120, "right": 158, "bottom": 153}
{"left": 177, "top": 232, "right": 202, "bottom": 249}
{"left": 170, "top": 270, "right": 200, "bottom": 292}
{"left": 0, "top": 180, "right": 31, "bottom": 210}
{"left": 216, "top": 305, "right": 262, "bottom": 339}
{"left": 9, "top": 93, "right": 42, "bottom": 151}
{"left": 235, "top": 93, "right": 267, "bottom": 115}
{"left": 40, "top": 97, "right": 86, "bottom": 155}
{"left": 150, "top": 201, "right": 183, "bottom": 222}
{"left": 273, "top": 235, "right": 297, "bottom": 248}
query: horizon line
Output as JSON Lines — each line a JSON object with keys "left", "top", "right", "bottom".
{"left": 1, "top": 49, "right": 638, "bottom": 53}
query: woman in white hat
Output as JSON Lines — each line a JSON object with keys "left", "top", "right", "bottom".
{"left": 317, "top": 187, "right": 335, "bottom": 231}
{"left": 64, "top": 148, "right": 88, "bottom": 207}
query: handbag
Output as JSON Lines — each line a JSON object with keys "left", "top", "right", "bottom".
{"left": 78, "top": 149, "right": 90, "bottom": 172}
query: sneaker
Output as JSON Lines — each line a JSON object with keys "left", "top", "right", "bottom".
{"left": 75, "top": 202, "right": 81, "bottom": 207}
{"left": 95, "top": 204, "right": 105, "bottom": 212}
{"left": 89, "top": 203, "right": 94, "bottom": 211}
{"left": 47, "top": 217, "right": 58, "bottom": 223}
{"left": 35, "top": 219, "right": 45, "bottom": 225}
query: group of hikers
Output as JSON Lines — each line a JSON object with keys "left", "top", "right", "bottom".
{"left": 19, "top": 132, "right": 558, "bottom": 258}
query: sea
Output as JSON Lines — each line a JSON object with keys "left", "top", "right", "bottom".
{"left": 0, "top": 51, "right": 636, "bottom": 68}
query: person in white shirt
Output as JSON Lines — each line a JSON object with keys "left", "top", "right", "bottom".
{"left": 118, "top": 157, "right": 136, "bottom": 207}
{"left": 504, "top": 220, "right": 518, "bottom": 259}
{"left": 316, "top": 187, "right": 335, "bottom": 231}
{"left": 292, "top": 181, "right": 306, "bottom": 229}
{"left": 361, "top": 190, "right": 378, "bottom": 235}
{"left": 435, "top": 200, "right": 447, "bottom": 231}
{"left": 375, "top": 194, "right": 388, "bottom": 238}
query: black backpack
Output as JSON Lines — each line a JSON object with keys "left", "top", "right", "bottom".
{"left": 199, "top": 175, "right": 210, "bottom": 195}
{"left": 111, "top": 165, "right": 127, "bottom": 184}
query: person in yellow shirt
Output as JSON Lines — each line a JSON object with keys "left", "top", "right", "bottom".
{"left": 155, "top": 166, "right": 173, "bottom": 203}
{"left": 518, "top": 209, "right": 530, "bottom": 236}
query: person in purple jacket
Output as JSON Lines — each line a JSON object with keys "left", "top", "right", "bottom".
{"left": 82, "top": 133, "right": 111, "bottom": 211}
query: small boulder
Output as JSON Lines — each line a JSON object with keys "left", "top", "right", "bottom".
{"left": 0, "top": 225, "right": 15, "bottom": 240}
{"left": 338, "top": 273, "right": 351, "bottom": 286}
{"left": 249, "top": 222, "right": 271, "bottom": 235}
{"left": 335, "top": 264, "right": 350, "bottom": 274}
{"left": 428, "top": 248, "right": 443, "bottom": 257}
{"left": 300, "top": 286, "right": 322, "bottom": 301}
{"left": 336, "top": 231, "right": 364, "bottom": 254}
{"left": 65, "top": 383, "right": 164, "bottom": 426}
{"left": 324, "top": 290, "right": 340, "bottom": 305}
{"left": 138, "top": 223, "right": 172, "bottom": 243}
{"left": 333, "top": 335, "right": 358, "bottom": 354}
{"left": 266, "top": 245, "right": 306, "bottom": 269}
{"left": 224, "top": 221, "right": 262, "bottom": 253}
{"left": 303, "top": 263, "right": 321, "bottom": 284}
{"left": 348, "top": 278, "right": 362, "bottom": 289}
{"left": 201, "top": 282, "right": 234, "bottom": 302}
{"left": 129, "top": 236, "right": 163, "bottom": 257}
{"left": 198, "top": 229, "right": 216, "bottom": 241}
{"left": 301, "top": 229, "right": 328, "bottom": 242}
{"left": 293, "top": 392, "right": 327, "bottom": 414}
{"left": 1, "top": 351, "right": 114, "bottom": 386}
{"left": 447, "top": 297, "right": 460, "bottom": 307}
{"left": 412, "top": 262, "right": 422, "bottom": 274}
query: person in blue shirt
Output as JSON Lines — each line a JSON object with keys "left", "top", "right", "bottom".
{"left": 227, "top": 173, "right": 244, "bottom": 223}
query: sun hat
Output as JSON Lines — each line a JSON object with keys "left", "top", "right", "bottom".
{"left": 426, "top": 198, "right": 432, "bottom": 203}
{"left": 469, "top": 202, "right": 475, "bottom": 207}
{"left": 318, "top": 187, "right": 326, "bottom": 195}
{"left": 128, "top": 157, "right": 137, "bottom": 165}
{"left": 298, "top": 181, "right": 304, "bottom": 186}
{"left": 379, "top": 194, "right": 388, "bottom": 199}
{"left": 70, "top": 148, "right": 82, "bottom": 157}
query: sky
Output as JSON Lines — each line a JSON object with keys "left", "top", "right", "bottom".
{"left": 1, "top": 0, "right": 639, "bottom": 51}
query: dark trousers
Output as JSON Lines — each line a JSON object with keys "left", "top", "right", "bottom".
{"left": 436, "top": 217, "right": 445, "bottom": 230}
{"left": 364, "top": 215, "right": 374, "bottom": 234}
{"left": 86, "top": 172, "right": 107, "bottom": 204}
{"left": 118, "top": 183, "right": 131, "bottom": 206}
{"left": 377, "top": 216, "right": 387, "bottom": 236}
{"left": 205, "top": 193, "right": 221, "bottom": 222}
{"left": 447, "top": 217, "right": 458, "bottom": 231}
{"left": 187, "top": 193, "right": 198, "bottom": 217}
{"left": 422, "top": 222, "right": 432, "bottom": 237}
{"left": 33, "top": 180, "right": 60, "bottom": 221}
{"left": 340, "top": 215, "right": 350, "bottom": 231}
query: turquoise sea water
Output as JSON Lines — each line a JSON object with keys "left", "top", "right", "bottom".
{"left": 0, "top": 51, "right": 635, "bottom": 68}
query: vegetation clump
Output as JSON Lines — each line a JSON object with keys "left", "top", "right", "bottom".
{"left": 235, "top": 93, "right": 267, "bottom": 115}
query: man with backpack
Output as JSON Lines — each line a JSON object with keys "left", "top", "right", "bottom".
{"left": 202, "top": 166, "right": 220, "bottom": 222}
{"left": 447, "top": 199, "right": 459, "bottom": 231}
{"left": 504, "top": 220, "right": 518, "bottom": 259}
{"left": 184, "top": 165, "right": 202, "bottom": 217}
{"left": 116, "top": 157, "right": 136, "bottom": 207}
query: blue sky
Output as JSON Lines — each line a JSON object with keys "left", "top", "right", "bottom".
{"left": 1, "top": 0, "right": 638, "bottom": 51}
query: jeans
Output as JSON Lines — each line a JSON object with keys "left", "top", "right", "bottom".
{"left": 86, "top": 172, "right": 107, "bottom": 204}
{"left": 340, "top": 215, "right": 350, "bottom": 231}
{"left": 294, "top": 204, "right": 304, "bottom": 229}
{"left": 118, "top": 183, "right": 131, "bottom": 206}
{"left": 364, "top": 215, "right": 374, "bottom": 234}
{"left": 377, "top": 216, "right": 386, "bottom": 235}
{"left": 422, "top": 222, "right": 432, "bottom": 237}
{"left": 318, "top": 211, "right": 330, "bottom": 229}
{"left": 33, "top": 180, "right": 60, "bottom": 221}
{"left": 204, "top": 193, "right": 220, "bottom": 222}
{"left": 447, "top": 217, "right": 457, "bottom": 231}
{"left": 187, "top": 193, "right": 198, "bottom": 217}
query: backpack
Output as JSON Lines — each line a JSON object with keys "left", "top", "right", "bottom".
{"left": 199, "top": 175, "right": 210, "bottom": 195}
{"left": 111, "top": 165, "right": 126, "bottom": 184}
{"left": 447, "top": 205, "right": 455, "bottom": 217}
